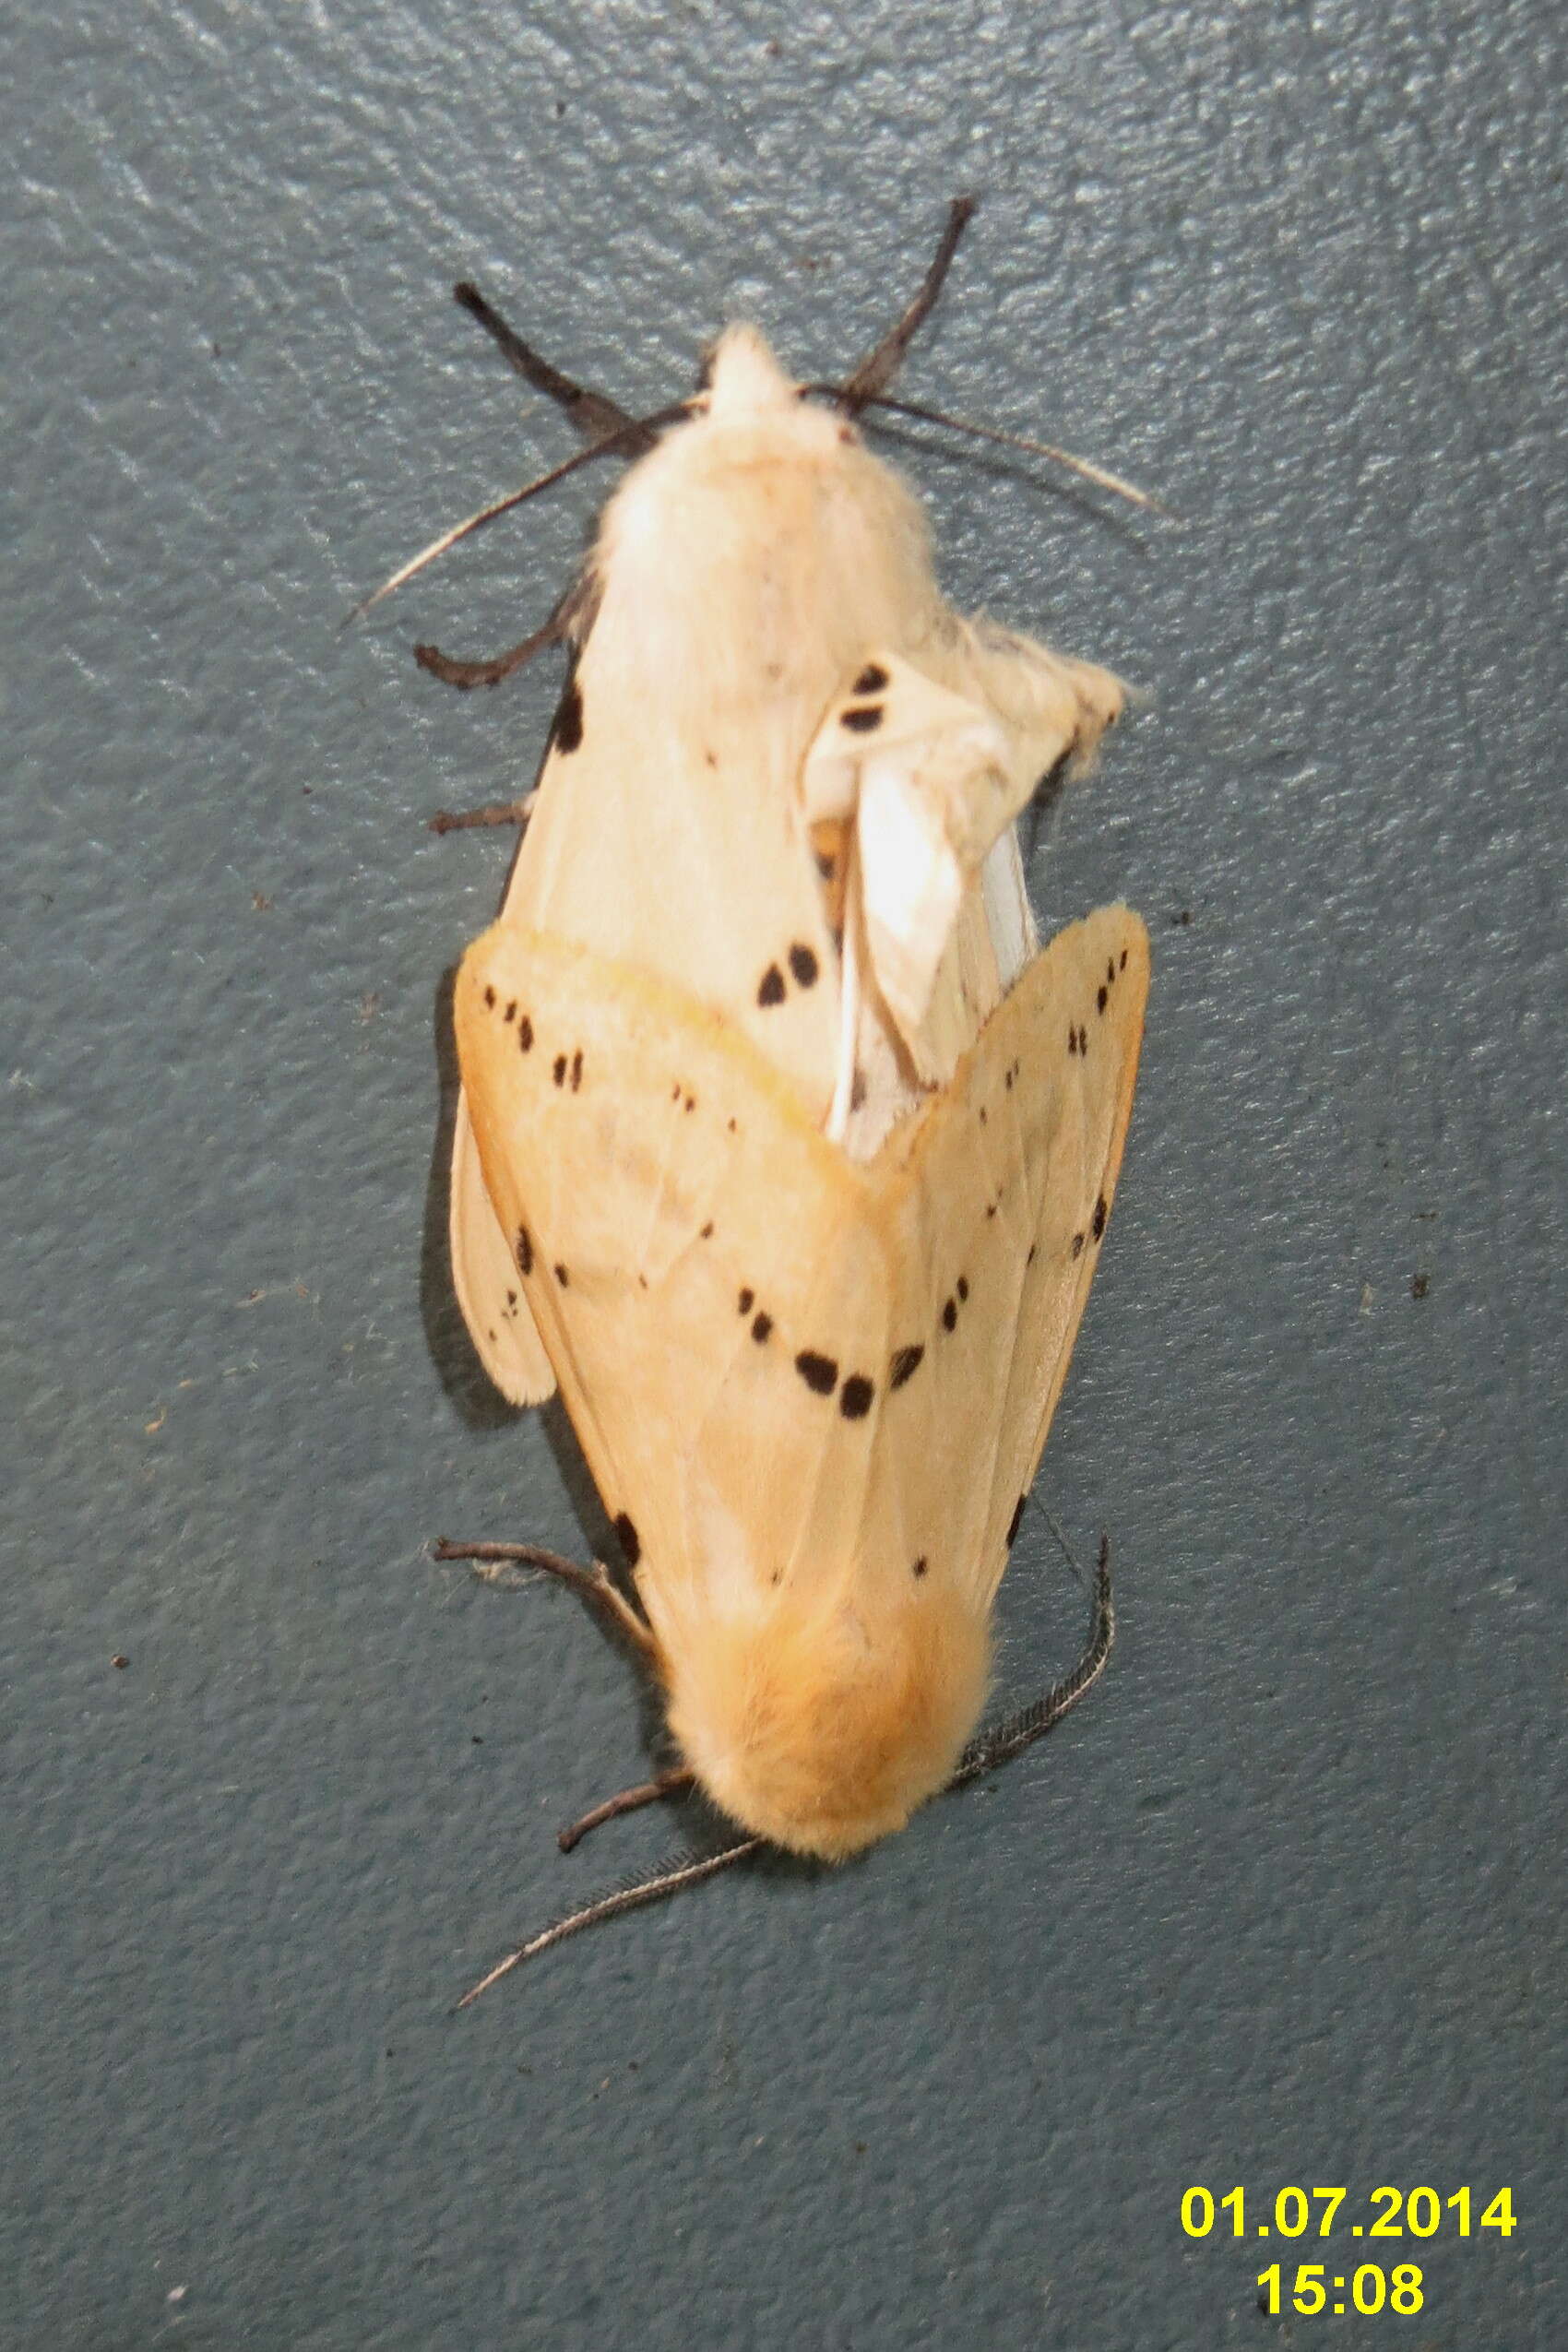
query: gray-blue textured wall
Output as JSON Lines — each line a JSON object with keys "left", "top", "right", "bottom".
{"left": 6, "top": 3, "right": 1562, "bottom": 2346}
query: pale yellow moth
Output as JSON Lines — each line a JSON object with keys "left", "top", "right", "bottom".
{"left": 382, "top": 202, "right": 1151, "bottom": 1992}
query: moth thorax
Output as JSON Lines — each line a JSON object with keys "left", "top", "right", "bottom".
{"left": 664, "top": 1594, "right": 991, "bottom": 1862}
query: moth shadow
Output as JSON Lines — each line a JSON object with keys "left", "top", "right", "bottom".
{"left": 868, "top": 426, "right": 1162, "bottom": 553}
{"left": 421, "top": 960, "right": 526, "bottom": 1432}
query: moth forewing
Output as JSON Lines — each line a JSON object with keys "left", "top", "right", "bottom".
{"left": 449, "top": 1094, "right": 556, "bottom": 1405}
{"left": 454, "top": 905, "right": 1148, "bottom": 1861}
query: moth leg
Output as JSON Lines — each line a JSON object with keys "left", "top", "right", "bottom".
{"left": 557, "top": 1767, "right": 695, "bottom": 1853}
{"left": 428, "top": 790, "right": 538, "bottom": 837}
{"left": 414, "top": 606, "right": 566, "bottom": 692}
{"left": 452, "top": 280, "right": 649, "bottom": 451}
{"left": 433, "top": 1538, "right": 657, "bottom": 1657}
{"left": 841, "top": 194, "right": 977, "bottom": 407}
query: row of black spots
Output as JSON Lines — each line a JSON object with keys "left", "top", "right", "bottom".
{"left": 1096, "top": 949, "right": 1128, "bottom": 1016}
{"left": 1068, "top": 1198, "right": 1109, "bottom": 1261}
{"left": 1066, "top": 1022, "right": 1088, "bottom": 1056}
{"left": 552, "top": 1048, "right": 585, "bottom": 1092}
{"left": 838, "top": 677, "right": 885, "bottom": 735}
{"left": 940, "top": 1274, "right": 970, "bottom": 1335}
{"left": 791, "top": 1349, "right": 876, "bottom": 1420}
{"left": 1002, "top": 1056, "right": 1021, "bottom": 1094}
{"left": 481, "top": 984, "right": 536, "bottom": 1052}
{"left": 756, "top": 942, "right": 821, "bottom": 1008}
{"left": 736, "top": 1286, "right": 775, "bottom": 1346}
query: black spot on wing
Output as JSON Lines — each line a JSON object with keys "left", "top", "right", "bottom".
{"left": 852, "top": 662, "right": 890, "bottom": 695}
{"left": 552, "top": 679, "right": 584, "bottom": 754}
{"left": 1071, "top": 1232, "right": 1085, "bottom": 1258}
{"left": 752, "top": 1312, "right": 773, "bottom": 1343}
{"left": 516, "top": 1228, "right": 533, "bottom": 1276}
{"left": 911, "top": 1556, "right": 928, "bottom": 1580}
{"left": 795, "top": 1350, "right": 837, "bottom": 1396}
{"left": 504, "top": 1000, "right": 517, "bottom": 1023}
{"left": 840, "top": 704, "right": 884, "bottom": 734}
{"left": 552, "top": 1054, "right": 567, "bottom": 1086}
{"left": 483, "top": 986, "right": 495, "bottom": 1008}
{"left": 1097, "top": 985, "right": 1108, "bottom": 1013}
{"left": 1092, "top": 1194, "right": 1108, "bottom": 1241}
{"left": 518, "top": 1015, "right": 533, "bottom": 1051}
{"left": 757, "top": 964, "right": 786, "bottom": 1008}
{"left": 788, "top": 943, "right": 819, "bottom": 989}
{"left": 942, "top": 1298, "right": 957, "bottom": 1332}
{"left": 612, "top": 1513, "right": 640, "bottom": 1569}
{"left": 570, "top": 1049, "right": 583, "bottom": 1092}
{"left": 889, "top": 1344, "right": 924, "bottom": 1388}
{"left": 553, "top": 1263, "right": 570, "bottom": 1287}
{"left": 956, "top": 1276, "right": 968, "bottom": 1303}
{"left": 839, "top": 1374, "right": 874, "bottom": 1420}
{"left": 737, "top": 1288, "right": 754, "bottom": 1314}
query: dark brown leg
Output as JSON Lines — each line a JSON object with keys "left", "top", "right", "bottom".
{"left": 452, "top": 280, "right": 647, "bottom": 450}
{"left": 556, "top": 1767, "right": 696, "bottom": 1853}
{"left": 413, "top": 609, "right": 566, "bottom": 691}
{"left": 433, "top": 1538, "right": 656, "bottom": 1656}
{"left": 840, "top": 196, "right": 977, "bottom": 407}
{"left": 427, "top": 790, "right": 536, "bottom": 836}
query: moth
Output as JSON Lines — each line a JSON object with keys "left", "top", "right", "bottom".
{"left": 379, "top": 201, "right": 1151, "bottom": 1990}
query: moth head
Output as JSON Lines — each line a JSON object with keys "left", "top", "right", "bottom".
{"left": 698, "top": 322, "right": 802, "bottom": 422}
{"left": 662, "top": 1586, "right": 990, "bottom": 1861}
